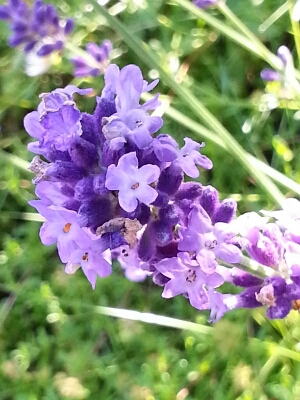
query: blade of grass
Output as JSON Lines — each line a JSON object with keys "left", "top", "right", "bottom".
{"left": 90, "top": 306, "right": 300, "bottom": 366}
{"left": 289, "top": 0, "right": 300, "bottom": 68}
{"left": 217, "top": 1, "right": 284, "bottom": 66}
{"left": 152, "top": 96, "right": 300, "bottom": 196}
{"left": 0, "top": 149, "right": 30, "bottom": 172}
{"left": 94, "top": 306, "right": 213, "bottom": 334}
{"left": 95, "top": 5, "right": 285, "bottom": 205}
{"left": 171, "top": 0, "right": 282, "bottom": 69}
{"left": 180, "top": 0, "right": 300, "bottom": 82}
{"left": 0, "top": 212, "right": 45, "bottom": 222}
{"left": 259, "top": 2, "right": 290, "bottom": 33}
{"left": 0, "top": 293, "right": 17, "bottom": 331}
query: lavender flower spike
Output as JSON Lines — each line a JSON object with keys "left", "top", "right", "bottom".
{"left": 71, "top": 40, "right": 112, "bottom": 78}
{"left": 0, "top": 0, "right": 74, "bottom": 74}
{"left": 105, "top": 152, "right": 160, "bottom": 212}
{"left": 24, "top": 85, "right": 92, "bottom": 157}
{"left": 26, "top": 61, "right": 300, "bottom": 323}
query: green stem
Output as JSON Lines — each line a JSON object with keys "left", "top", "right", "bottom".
{"left": 96, "top": 5, "right": 285, "bottom": 206}
{"left": 220, "top": 256, "right": 279, "bottom": 280}
{"left": 0, "top": 212, "right": 44, "bottom": 222}
{"left": 217, "top": 2, "right": 280, "bottom": 67}
{"left": 289, "top": 0, "right": 300, "bottom": 68}
{"left": 171, "top": 0, "right": 282, "bottom": 69}
{"left": 218, "top": 2, "right": 300, "bottom": 93}
{"left": 259, "top": 2, "right": 290, "bottom": 33}
{"left": 173, "top": 0, "right": 300, "bottom": 82}
{"left": 0, "top": 149, "right": 30, "bottom": 172}
{"left": 94, "top": 306, "right": 213, "bottom": 334}
{"left": 145, "top": 95, "right": 300, "bottom": 196}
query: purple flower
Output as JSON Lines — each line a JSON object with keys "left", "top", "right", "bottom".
{"left": 102, "top": 64, "right": 160, "bottom": 113}
{"left": 155, "top": 252, "right": 223, "bottom": 310}
{"left": 34, "top": 181, "right": 69, "bottom": 206}
{"left": 153, "top": 136, "right": 212, "bottom": 178}
{"left": 175, "top": 138, "right": 213, "bottom": 178}
{"left": 29, "top": 201, "right": 88, "bottom": 262}
{"left": 208, "top": 289, "right": 229, "bottom": 322}
{"left": 102, "top": 110, "right": 162, "bottom": 150}
{"left": 260, "top": 46, "right": 295, "bottom": 85}
{"left": 26, "top": 61, "right": 300, "bottom": 323}
{"left": 24, "top": 111, "right": 45, "bottom": 142}
{"left": 223, "top": 275, "right": 300, "bottom": 320}
{"left": 193, "top": 0, "right": 220, "bottom": 8}
{"left": 212, "top": 198, "right": 237, "bottom": 224}
{"left": 40, "top": 105, "right": 82, "bottom": 151}
{"left": 152, "top": 134, "right": 179, "bottom": 162}
{"left": 245, "top": 223, "right": 284, "bottom": 268}
{"left": 261, "top": 198, "right": 300, "bottom": 239}
{"left": 39, "top": 85, "right": 93, "bottom": 114}
{"left": 117, "top": 245, "right": 150, "bottom": 282}
{"left": 71, "top": 40, "right": 112, "bottom": 78}
{"left": 0, "top": 0, "right": 74, "bottom": 74}
{"left": 256, "top": 276, "right": 300, "bottom": 319}
{"left": 100, "top": 64, "right": 163, "bottom": 149}
{"left": 65, "top": 243, "right": 111, "bottom": 289}
{"left": 178, "top": 206, "right": 242, "bottom": 265}
{"left": 199, "top": 185, "right": 219, "bottom": 217}
{"left": 260, "top": 69, "right": 281, "bottom": 82}
{"left": 105, "top": 152, "right": 160, "bottom": 212}
{"left": 221, "top": 267, "right": 263, "bottom": 288}
{"left": 24, "top": 85, "right": 92, "bottom": 156}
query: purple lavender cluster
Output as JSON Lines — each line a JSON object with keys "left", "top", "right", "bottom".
{"left": 26, "top": 63, "right": 300, "bottom": 321}
{"left": 0, "top": 0, "right": 73, "bottom": 56}
{"left": 221, "top": 203, "right": 300, "bottom": 319}
{"left": 70, "top": 40, "right": 112, "bottom": 78}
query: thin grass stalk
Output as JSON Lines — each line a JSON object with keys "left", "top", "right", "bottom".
{"left": 94, "top": 306, "right": 213, "bottom": 334}
{"left": 171, "top": 0, "right": 281, "bottom": 69}
{"left": 150, "top": 97, "right": 300, "bottom": 196}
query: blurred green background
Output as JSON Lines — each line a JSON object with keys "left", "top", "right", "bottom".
{"left": 1, "top": 0, "right": 300, "bottom": 399}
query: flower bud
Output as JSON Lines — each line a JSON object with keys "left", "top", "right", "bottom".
{"left": 200, "top": 185, "right": 219, "bottom": 218}
{"left": 157, "top": 164, "right": 183, "bottom": 196}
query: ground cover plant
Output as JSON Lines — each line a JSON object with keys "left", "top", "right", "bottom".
{"left": 2, "top": 0, "right": 300, "bottom": 399}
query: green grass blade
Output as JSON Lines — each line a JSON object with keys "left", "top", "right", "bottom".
{"left": 173, "top": 0, "right": 281, "bottom": 69}
{"left": 95, "top": 306, "right": 213, "bottom": 334}
{"left": 177, "top": 0, "right": 300, "bottom": 82}
{"left": 0, "top": 149, "right": 30, "bottom": 172}
{"left": 158, "top": 98, "right": 300, "bottom": 196}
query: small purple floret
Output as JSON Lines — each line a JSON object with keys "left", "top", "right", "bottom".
{"left": 105, "top": 152, "right": 160, "bottom": 212}
{"left": 193, "top": 0, "right": 219, "bottom": 9}
{"left": 71, "top": 40, "right": 112, "bottom": 78}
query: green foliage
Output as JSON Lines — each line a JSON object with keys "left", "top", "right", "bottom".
{"left": 1, "top": 0, "right": 300, "bottom": 399}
